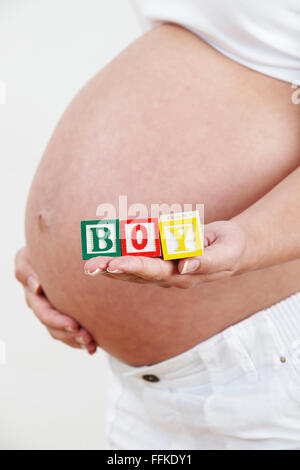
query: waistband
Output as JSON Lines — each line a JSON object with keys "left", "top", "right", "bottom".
{"left": 109, "top": 292, "right": 300, "bottom": 385}
{"left": 263, "top": 292, "right": 300, "bottom": 346}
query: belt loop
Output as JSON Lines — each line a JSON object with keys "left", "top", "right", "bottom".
{"left": 263, "top": 293, "right": 300, "bottom": 348}
{"left": 228, "top": 327, "right": 258, "bottom": 383}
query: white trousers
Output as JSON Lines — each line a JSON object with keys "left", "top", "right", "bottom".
{"left": 106, "top": 293, "right": 300, "bottom": 450}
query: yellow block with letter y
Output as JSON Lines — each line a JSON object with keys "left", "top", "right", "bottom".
{"left": 159, "top": 211, "right": 204, "bottom": 261}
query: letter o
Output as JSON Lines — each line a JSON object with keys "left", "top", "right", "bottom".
{"left": 131, "top": 224, "right": 148, "bottom": 250}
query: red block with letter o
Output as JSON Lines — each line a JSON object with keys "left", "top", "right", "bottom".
{"left": 120, "top": 218, "right": 161, "bottom": 257}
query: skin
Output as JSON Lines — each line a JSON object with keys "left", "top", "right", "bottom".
{"left": 17, "top": 25, "right": 300, "bottom": 366}
{"left": 15, "top": 247, "right": 97, "bottom": 354}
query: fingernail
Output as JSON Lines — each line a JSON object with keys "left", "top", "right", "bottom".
{"left": 27, "top": 275, "right": 41, "bottom": 294}
{"left": 75, "top": 337, "right": 88, "bottom": 345}
{"left": 65, "top": 327, "right": 77, "bottom": 333}
{"left": 106, "top": 268, "right": 124, "bottom": 274}
{"left": 85, "top": 268, "right": 101, "bottom": 277}
{"left": 181, "top": 259, "right": 200, "bottom": 274}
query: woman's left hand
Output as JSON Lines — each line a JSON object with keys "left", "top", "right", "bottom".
{"left": 84, "top": 220, "right": 249, "bottom": 289}
{"left": 15, "top": 247, "right": 98, "bottom": 354}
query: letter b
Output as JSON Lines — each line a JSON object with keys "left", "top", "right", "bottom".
{"left": 90, "top": 226, "right": 113, "bottom": 252}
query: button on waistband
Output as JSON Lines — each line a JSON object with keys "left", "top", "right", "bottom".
{"left": 142, "top": 374, "right": 160, "bottom": 383}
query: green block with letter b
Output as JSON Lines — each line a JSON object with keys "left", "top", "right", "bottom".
{"left": 81, "top": 220, "right": 122, "bottom": 260}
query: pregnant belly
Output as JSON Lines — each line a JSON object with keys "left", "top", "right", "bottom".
{"left": 25, "top": 25, "right": 300, "bottom": 365}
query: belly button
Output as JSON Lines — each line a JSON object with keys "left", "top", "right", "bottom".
{"left": 38, "top": 209, "right": 51, "bottom": 231}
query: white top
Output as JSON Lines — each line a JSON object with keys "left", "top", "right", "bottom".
{"left": 131, "top": 0, "right": 300, "bottom": 83}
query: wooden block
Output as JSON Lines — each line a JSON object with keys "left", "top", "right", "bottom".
{"left": 159, "top": 211, "right": 204, "bottom": 260}
{"left": 120, "top": 218, "right": 161, "bottom": 257}
{"left": 81, "top": 220, "right": 122, "bottom": 260}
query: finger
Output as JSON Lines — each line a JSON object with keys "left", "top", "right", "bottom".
{"left": 15, "top": 247, "right": 42, "bottom": 294}
{"left": 84, "top": 257, "right": 114, "bottom": 276}
{"left": 85, "top": 256, "right": 177, "bottom": 282}
{"left": 74, "top": 328, "right": 96, "bottom": 347}
{"left": 84, "top": 343, "right": 98, "bottom": 355}
{"left": 25, "top": 288, "right": 79, "bottom": 332}
{"left": 83, "top": 257, "right": 147, "bottom": 283}
{"left": 47, "top": 328, "right": 82, "bottom": 345}
{"left": 204, "top": 226, "right": 218, "bottom": 247}
{"left": 107, "top": 257, "right": 178, "bottom": 282}
{"left": 47, "top": 328, "right": 97, "bottom": 355}
{"left": 48, "top": 327, "right": 97, "bottom": 348}
{"left": 46, "top": 327, "right": 93, "bottom": 344}
{"left": 178, "top": 239, "right": 235, "bottom": 275}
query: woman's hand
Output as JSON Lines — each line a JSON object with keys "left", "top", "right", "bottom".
{"left": 15, "top": 247, "right": 97, "bottom": 354}
{"left": 84, "top": 220, "right": 248, "bottom": 289}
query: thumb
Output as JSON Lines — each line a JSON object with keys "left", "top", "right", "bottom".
{"left": 178, "top": 240, "right": 233, "bottom": 275}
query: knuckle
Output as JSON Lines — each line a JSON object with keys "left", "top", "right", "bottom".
{"left": 34, "top": 310, "right": 50, "bottom": 326}
{"left": 25, "top": 293, "right": 31, "bottom": 309}
{"left": 138, "top": 257, "right": 163, "bottom": 282}
{"left": 49, "top": 331, "right": 58, "bottom": 340}
{"left": 156, "top": 260, "right": 167, "bottom": 282}
{"left": 14, "top": 249, "right": 22, "bottom": 266}
{"left": 38, "top": 317, "right": 48, "bottom": 327}
{"left": 200, "top": 255, "right": 211, "bottom": 273}
{"left": 138, "top": 256, "right": 149, "bottom": 275}
{"left": 67, "top": 342, "right": 78, "bottom": 349}
{"left": 222, "top": 268, "right": 235, "bottom": 278}
{"left": 15, "top": 268, "right": 23, "bottom": 283}
{"left": 14, "top": 248, "right": 25, "bottom": 268}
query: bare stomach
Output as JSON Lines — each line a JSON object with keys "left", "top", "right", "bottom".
{"left": 25, "top": 25, "right": 300, "bottom": 366}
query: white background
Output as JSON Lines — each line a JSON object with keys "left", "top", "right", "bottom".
{"left": 0, "top": 0, "right": 141, "bottom": 450}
